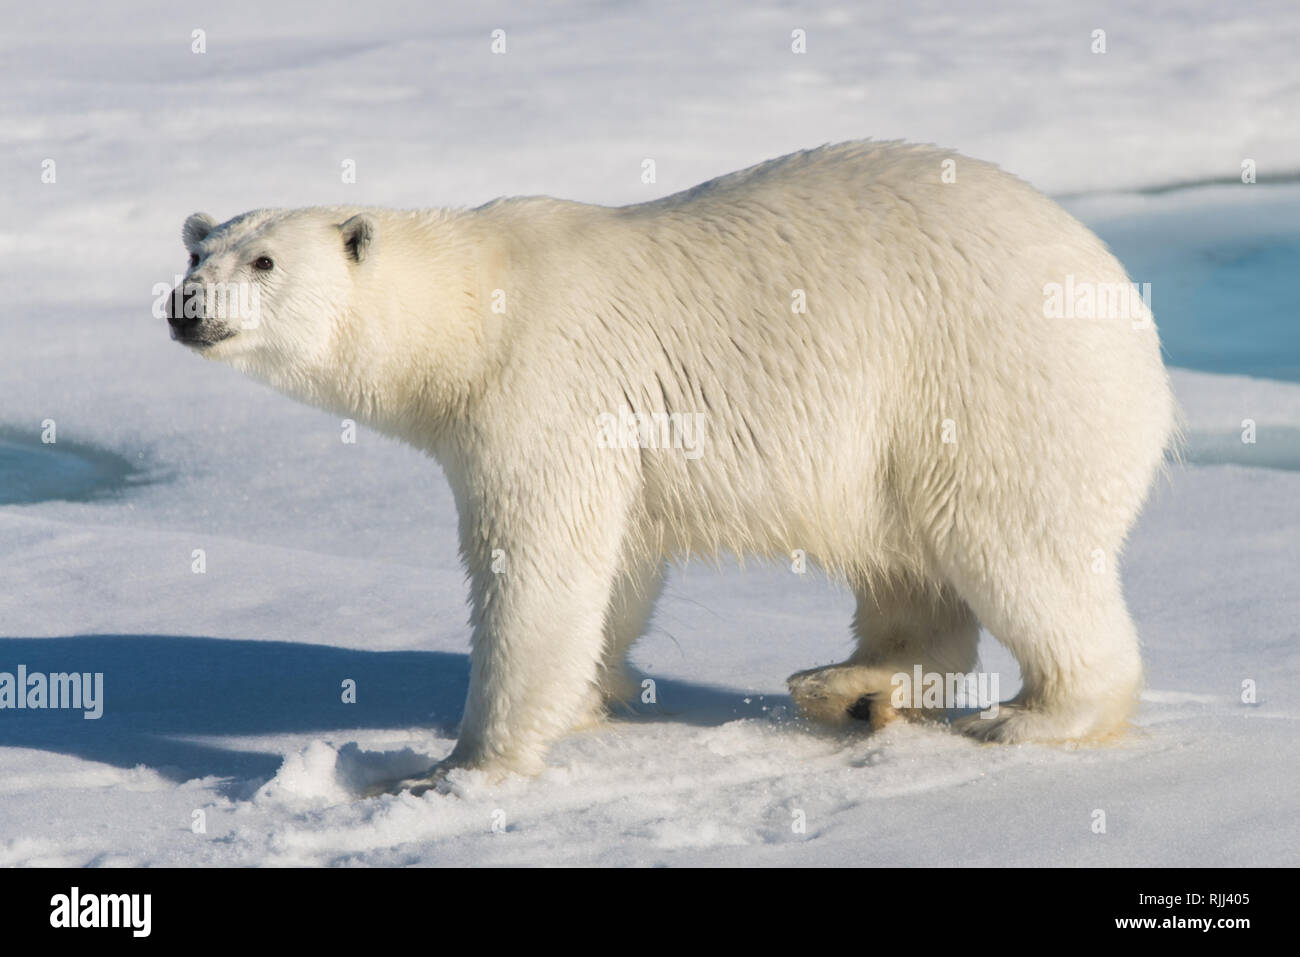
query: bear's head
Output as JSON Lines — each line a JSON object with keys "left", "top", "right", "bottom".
{"left": 167, "top": 204, "right": 499, "bottom": 443}
{"left": 168, "top": 208, "right": 377, "bottom": 381}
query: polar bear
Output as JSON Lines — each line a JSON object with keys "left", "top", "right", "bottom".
{"left": 167, "top": 141, "right": 1175, "bottom": 793}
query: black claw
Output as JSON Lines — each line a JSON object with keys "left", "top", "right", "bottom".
{"left": 847, "top": 694, "right": 876, "bottom": 722}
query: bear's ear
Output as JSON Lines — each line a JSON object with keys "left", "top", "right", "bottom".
{"left": 339, "top": 213, "right": 377, "bottom": 264}
{"left": 183, "top": 212, "right": 217, "bottom": 248}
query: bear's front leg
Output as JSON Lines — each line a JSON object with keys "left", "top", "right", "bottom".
{"left": 400, "top": 454, "right": 636, "bottom": 791}
{"left": 378, "top": 551, "right": 625, "bottom": 794}
{"left": 448, "top": 553, "right": 623, "bottom": 778}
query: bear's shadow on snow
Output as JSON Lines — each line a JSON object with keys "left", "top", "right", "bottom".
{"left": 0, "top": 634, "right": 467, "bottom": 792}
{"left": 0, "top": 634, "right": 766, "bottom": 794}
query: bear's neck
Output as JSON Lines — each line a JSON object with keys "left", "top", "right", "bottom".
{"left": 284, "top": 211, "right": 501, "bottom": 455}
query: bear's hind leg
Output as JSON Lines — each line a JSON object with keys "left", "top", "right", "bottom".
{"left": 787, "top": 573, "right": 979, "bottom": 729}
{"left": 948, "top": 556, "right": 1142, "bottom": 744}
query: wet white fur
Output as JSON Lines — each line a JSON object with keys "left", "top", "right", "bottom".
{"left": 178, "top": 141, "right": 1176, "bottom": 777}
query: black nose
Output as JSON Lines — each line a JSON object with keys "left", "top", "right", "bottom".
{"left": 166, "top": 285, "right": 202, "bottom": 332}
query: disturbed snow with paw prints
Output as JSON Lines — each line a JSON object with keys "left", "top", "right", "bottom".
{"left": 1, "top": 0, "right": 1298, "bottom": 865}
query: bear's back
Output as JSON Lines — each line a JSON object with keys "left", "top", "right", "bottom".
{"left": 474, "top": 142, "right": 1175, "bottom": 574}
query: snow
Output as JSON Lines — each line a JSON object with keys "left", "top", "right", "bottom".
{"left": 1, "top": 0, "right": 1297, "bottom": 866}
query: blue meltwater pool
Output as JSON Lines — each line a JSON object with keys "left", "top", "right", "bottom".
{"left": 0, "top": 431, "right": 146, "bottom": 506}
{"left": 1067, "top": 182, "right": 1300, "bottom": 383}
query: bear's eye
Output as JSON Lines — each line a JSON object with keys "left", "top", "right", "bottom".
{"left": 252, "top": 256, "right": 274, "bottom": 271}
{"left": 189, "top": 253, "right": 199, "bottom": 268}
